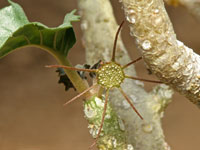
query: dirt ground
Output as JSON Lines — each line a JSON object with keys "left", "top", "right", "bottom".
{"left": 0, "top": 0, "right": 200, "bottom": 150}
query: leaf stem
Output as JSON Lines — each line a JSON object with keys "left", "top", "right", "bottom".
{"left": 56, "top": 55, "right": 90, "bottom": 94}
{"left": 33, "top": 45, "right": 91, "bottom": 97}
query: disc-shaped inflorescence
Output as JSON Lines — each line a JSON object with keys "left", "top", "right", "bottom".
{"left": 46, "top": 20, "right": 162, "bottom": 149}
{"left": 97, "top": 62, "right": 125, "bottom": 88}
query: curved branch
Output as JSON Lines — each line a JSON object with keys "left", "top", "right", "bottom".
{"left": 121, "top": 0, "right": 200, "bottom": 107}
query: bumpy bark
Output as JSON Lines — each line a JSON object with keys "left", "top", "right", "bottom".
{"left": 121, "top": 0, "right": 200, "bottom": 107}
{"left": 78, "top": 0, "right": 173, "bottom": 149}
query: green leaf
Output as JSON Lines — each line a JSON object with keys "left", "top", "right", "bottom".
{"left": 0, "top": 0, "right": 79, "bottom": 59}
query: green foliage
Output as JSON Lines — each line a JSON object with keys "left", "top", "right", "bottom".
{"left": 0, "top": 0, "right": 79, "bottom": 59}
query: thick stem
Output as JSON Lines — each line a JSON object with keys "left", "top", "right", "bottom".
{"left": 78, "top": 0, "right": 173, "bottom": 150}
{"left": 121, "top": 0, "right": 200, "bottom": 107}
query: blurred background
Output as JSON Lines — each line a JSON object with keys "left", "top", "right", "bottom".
{"left": 0, "top": 0, "right": 200, "bottom": 150}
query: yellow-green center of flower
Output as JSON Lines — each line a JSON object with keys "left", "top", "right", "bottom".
{"left": 97, "top": 62, "right": 125, "bottom": 88}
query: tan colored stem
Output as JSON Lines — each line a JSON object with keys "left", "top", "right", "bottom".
{"left": 122, "top": 0, "right": 200, "bottom": 107}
